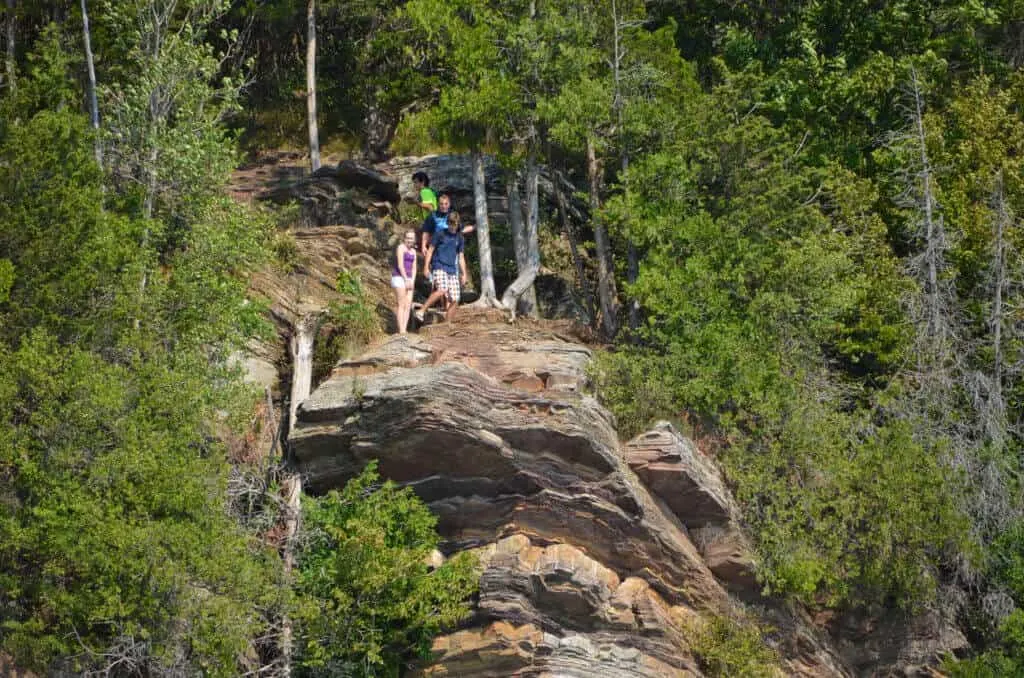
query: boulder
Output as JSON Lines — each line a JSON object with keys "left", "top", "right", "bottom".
{"left": 624, "top": 422, "right": 737, "bottom": 529}
{"left": 327, "top": 160, "right": 401, "bottom": 203}
{"left": 383, "top": 154, "right": 504, "bottom": 207}
{"left": 625, "top": 423, "right": 760, "bottom": 593}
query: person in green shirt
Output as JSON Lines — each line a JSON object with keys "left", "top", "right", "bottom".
{"left": 412, "top": 171, "right": 437, "bottom": 218}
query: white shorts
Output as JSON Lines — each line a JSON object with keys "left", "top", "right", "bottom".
{"left": 391, "top": 275, "right": 410, "bottom": 289}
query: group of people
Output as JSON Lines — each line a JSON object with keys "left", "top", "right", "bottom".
{"left": 390, "top": 171, "right": 474, "bottom": 334}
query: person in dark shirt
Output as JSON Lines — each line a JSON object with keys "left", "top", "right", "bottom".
{"left": 419, "top": 193, "right": 451, "bottom": 253}
{"left": 416, "top": 211, "right": 468, "bottom": 323}
{"left": 419, "top": 193, "right": 475, "bottom": 253}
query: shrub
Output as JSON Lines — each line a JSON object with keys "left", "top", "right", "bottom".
{"left": 686, "top": 613, "right": 779, "bottom": 678}
{"left": 294, "top": 462, "right": 478, "bottom": 677}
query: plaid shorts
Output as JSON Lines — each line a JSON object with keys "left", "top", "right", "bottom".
{"left": 431, "top": 269, "right": 461, "bottom": 303}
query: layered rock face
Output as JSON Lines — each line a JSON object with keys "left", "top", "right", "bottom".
{"left": 289, "top": 314, "right": 849, "bottom": 677}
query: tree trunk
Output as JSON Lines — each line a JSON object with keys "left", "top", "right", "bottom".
{"left": 500, "top": 264, "right": 539, "bottom": 318}
{"left": 555, "top": 171, "right": 595, "bottom": 323}
{"left": 910, "top": 68, "right": 946, "bottom": 349}
{"left": 523, "top": 154, "right": 541, "bottom": 317}
{"left": 362, "top": 98, "right": 397, "bottom": 162}
{"left": 81, "top": 0, "right": 101, "bottom": 168}
{"left": 985, "top": 171, "right": 1010, "bottom": 447}
{"left": 588, "top": 135, "right": 618, "bottom": 338}
{"left": 279, "top": 473, "right": 302, "bottom": 678}
{"left": 507, "top": 167, "right": 537, "bottom": 316}
{"left": 472, "top": 150, "right": 497, "bottom": 302}
{"left": 620, "top": 150, "right": 640, "bottom": 332}
{"left": 289, "top": 316, "right": 317, "bottom": 433}
{"left": 305, "top": 0, "right": 320, "bottom": 173}
{"left": 5, "top": 0, "right": 14, "bottom": 91}
{"left": 627, "top": 241, "right": 640, "bottom": 329}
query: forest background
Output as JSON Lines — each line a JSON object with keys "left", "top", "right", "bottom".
{"left": 4, "top": 0, "right": 1024, "bottom": 676}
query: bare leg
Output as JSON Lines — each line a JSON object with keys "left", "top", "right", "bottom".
{"left": 445, "top": 291, "right": 458, "bottom": 322}
{"left": 420, "top": 287, "right": 446, "bottom": 316}
{"left": 393, "top": 286, "right": 406, "bottom": 334}
{"left": 401, "top": 287, "right": 414, "bottom": 332}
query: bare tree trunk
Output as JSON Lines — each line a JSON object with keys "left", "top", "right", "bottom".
{"left": 472, "top": 150, "right": 497, "bottom": 302}
{"left": 555, "top": 171, "right": 595, "bottom": 323}
{"left": 279, "top": 473, "right": 302, "bottom": 678}
{"left": 507, "top": 167, "right": 537, "bottom": 316}
{"left": 289, "top": 316, "right": 317, "bottom": 433}
{"left": 500, "top": 265, "right": 539, "bottom": 318}
{"left": 991, "top": 173, "right": 1008, "bottom": 394}
{"left": 982, "top": 171, "right": 1012, "bottom": 448}
{"left": 81, "top": 0, "right": 101, "bottom": 168}
{"left": 523, "top": 154, "right": 540, "bottom": 317}
{"left": 5, "top": 0, "right": 14, "bottom": 91}
{"left": 588, "top": 135, "right": 617, "bottom": 337}
{"left": 305, "top": 0, "right": 320, "bottom": 173}
{"left": 136, "top": 144, "right": 159, "bottom": 327}
{"left": 910, "top": 68, "right": 947, "bottom": 349}
{"left": 621, "top": 152, "right": 641, "bottom": 332}
{"left": 627, "top": 241, "right": 640, "bottom": 329}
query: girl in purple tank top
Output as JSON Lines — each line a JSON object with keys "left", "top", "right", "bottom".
{"left": 391, "top": 230, "right": 418, "bottom": 334}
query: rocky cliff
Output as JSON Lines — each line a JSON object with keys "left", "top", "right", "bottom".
{"left": 288, "top": 314, "right": 850, "bottom": 677}
{"left": 245, "top": 155, "right": 967, "bottom": 677}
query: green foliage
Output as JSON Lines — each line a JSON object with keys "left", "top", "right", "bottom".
{"left": 946, "top": 610, "right": 1024, "bottom": 677}
{"left": 0, "top": 21, "right": 280, "bottom": 675}
{"left": 313, "top": 270, "right": 383, "bottom": 385}
{"left": 0, "top": 103, "right": 139, "bottom": 348}
{"left": 0, "top": 331, "right": 283, "bottom": 675}
{"left": 0, "top": 260, "right": 12, "bottom": 304}
{"left": 294, "top": 462, "right": 478, "bottom": 677}
{"left": 597, "top": 67, "right": 966, "bottom": 607}
{"left": 686, "top": 613, "right": 779, "bottom": 678}
{"left": 591, "top": 350, "right": 675, "bottom": 439}
{"left": 331, "top": 269, "right": 382, "bottom": 348}
{"left": 272, "top": 228, "right": 303, "bottom": 272}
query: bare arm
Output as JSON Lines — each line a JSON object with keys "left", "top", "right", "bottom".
{"left": 459, "top": 252, "right": 468, "bottom": 284}
{"left": 423, "top": 246, "right": 434, "bottom": 277}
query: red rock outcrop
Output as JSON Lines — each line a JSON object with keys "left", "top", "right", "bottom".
{"left": 289, "top": 315, "right": 850, "bottom": 677}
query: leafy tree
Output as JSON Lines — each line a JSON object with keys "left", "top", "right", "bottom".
{"left": 0, "top": 329, "right": 284, "bottom": 676}
{"left": 0, "top": 23, "right": 282, "bottom": 675}
{"left": 294, "top": 462, "right": 477, "bottom": 677}
{"left": 597, "top": 64, "right": 965, "bottom": 606}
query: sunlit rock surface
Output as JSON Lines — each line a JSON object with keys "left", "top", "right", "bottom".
{"left": 289, "top": 316, "right": 850, "bottom": 677}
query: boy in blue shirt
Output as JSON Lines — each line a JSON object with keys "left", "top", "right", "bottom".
{"left": 417, "top": 212, "right": 469, "bottom": 323}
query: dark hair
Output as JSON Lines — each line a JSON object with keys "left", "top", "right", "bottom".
{"left": 412, "top": 171, "right": 429, "bottom": 185}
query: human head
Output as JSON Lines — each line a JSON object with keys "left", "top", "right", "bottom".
{"left": 438, "top": 193, "right": 451, "bottom": 213}
{"left": 412, "top": 171, "right": 429, "bottom": 189}
{"left": 403, "top": 230, "right": 416, "bottom": 245}
{"left": 447, "top": 211, "right": 460, "bottom": 232}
